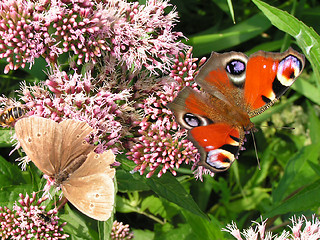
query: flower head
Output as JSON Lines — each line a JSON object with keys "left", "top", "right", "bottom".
{"left": 18, "top": 68, "right": 129, "bottom": 153}
{"left": 127, "top": 49, "right": 207, "bottom": 178}
{"left": 223, "top": 215, "right": 320, "bottom": 240}
{"left": 0, "top": 0, "right": 186, "bottom": 74}
{"left": 0, "top": 192, "right": 68, "bottom": 239}
{"left": 111, "top": 220, "right": 134, "bottom": 240}
{"left": 127, "top": 115, "right": 198, "bottom": 178}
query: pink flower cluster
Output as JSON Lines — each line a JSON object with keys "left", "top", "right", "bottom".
{"left": 127, "top": 49, "right": 207, "bottom": 178}
{"left": 0, "top": 0, "right": 185, "bottom": 74}
{"left": 128, "top": 115, "right": 197, "bottom": 178}
{"left": 0, "top": 192, "right": 68, "bottom": 239}
{"left": 0, "top": 0, "right": 210, "bottom": 179}
{"left": 111, "top": 220, "right": 134, "bottom": 240}
{"left": 17, "top": 69, "right": 129, "bottom": 153}
{"left": 223, "top": 215, "right": 320, "bottom": 240}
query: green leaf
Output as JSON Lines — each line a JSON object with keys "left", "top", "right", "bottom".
{"left": 227, "top": 187, "right": 270, "bottom": 212}
{"left": 0, "top": 129, "right": 14, "bottom": 147}
{"left": 246, "top": 40, "right": 284, "bottom": 55}
{"left": 308, "top": 161, "right": 320, "bottom": 177}
{"left": 117, "top": 154, "right": 137, "bottom": 171}
{"left": 189, "top": 13, "right": 271, "bottom": 56}
{"left": 60, "top": 204, "right": 99, "bottom": 240}
{"left": 0, "top": 155, "right": 25, "bottom": 186}
{"left": 140, "top": 195, "right": 164, "bottom": 216}
{"left": 144, "top": 174, "right": 207, "bottom": 219}
{"left": 154, "top": 223, "right": 195, "bottom": 240}
{"left": 213, "top": 0, "right": 235, "bottom": 23}
{"left": 133, "top": 229, "right": 155, "bottom": 240}
{"left": 243, "top": 139, "right": 278, "bottom": 189}
{"left": 191, "top": 175, "right": 215, "bottom": 211}
{"left": 182, "top": 211, "right": 226, "bottom": 240}
{"left": 98, "top": 216, "right": 113, "bottom": 240}
{"left": 252, "top": 0, "right": 320, "bottom": 84}
{"left": 227, "top": 0, "right": 235, "bottom": 23}
{"left": 116, "top": 195, "right": 140, "bottom": 213}
{"left": 116, "top": 169, "right": 150, "bottom": 192}
{"left": 0, "top": 185, "right": 34, "bottom": 208}
{"left": 272, "top": 143, "right": 320, "bottom": 204}
{"left": 306, "top": 100, "right": 320, "bottom": 144}
{"left": 291, "top": 77, "right": 320, "bottom": 105}
{"left": 267, "top": 179, "right": 320, "bottom": 218}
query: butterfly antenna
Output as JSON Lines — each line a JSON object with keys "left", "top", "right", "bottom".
{"left": 251, "top": 130, "right": 261, "bottom": 170}
{"left": 259, "top": 125, "right": 295, "bottom": 131}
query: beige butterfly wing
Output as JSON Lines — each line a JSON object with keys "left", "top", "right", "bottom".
{"left": 15, "top": 117, "right": 62, "bottom": 176}
{"left": 57, "top": 119, "right": 95, "bottom": 172}
{"left": 60, "top": 150, "right": 115, "bottom": 221}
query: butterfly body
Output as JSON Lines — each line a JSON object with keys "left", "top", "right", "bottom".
{"left": 168, "top": 48, "right": 305, "bottom": 173}
{"left": 15, "top": 117, "right": 115, "bottom": 221}
{"left": 54, "top": 154, "right": 87, "bottom": 186}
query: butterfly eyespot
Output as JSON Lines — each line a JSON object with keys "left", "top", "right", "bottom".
{"left": 277, "top": 55, "right": 303, "bottom": 86}
{"left": 76, "top": 135, "right": 80, "bottom": 138}
{"left": 95, "top": 193, "right": 100, "bottom": 198}
{"left": 36, "top": 132, "right": 41, "bottom": 137}
{"left": 183, "top": 113, "right": 201, "bottom": 127}
{"left": 82, "top": 140, "right": 87, "bottom": 145}
{"left": 89, "top": 203, "right": 94, "bottom": 208}
{"left": 206, "top": 149, "right": 234, "bottom": 171}
{"left": 27, "top": 137, "right": 32, "bottom": 143}
{"left": 94, "top": 154, "right": 99, "bottom": 159}
{"left": 226, "top": 59, "right": 245, "bottom": 75}
{"left": 225, "top": 58, "right": 247, "bottom": 86}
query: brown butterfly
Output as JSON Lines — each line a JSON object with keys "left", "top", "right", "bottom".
{"left": 15, "top": 116, "right": 115, "bottom": 221}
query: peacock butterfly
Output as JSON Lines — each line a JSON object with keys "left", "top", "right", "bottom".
{"left": 167, "top": 48, "right": 305, "bottom": 173}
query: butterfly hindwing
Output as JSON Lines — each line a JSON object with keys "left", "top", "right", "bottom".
{"left": 61, "top": 150, "right": 115, "bottom": 221}
{"left": 167, "top": 87, "right": 245, "bottom": 172}
{"left": 189, "top": 123, "right": 243, "bottom": 172}
{"left": 15, "top": 117, "right": 62, "bottom": 176}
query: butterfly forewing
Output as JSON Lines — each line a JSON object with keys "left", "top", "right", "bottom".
{"left": 15, "top": 117, "right": 62, "bottom": 176}
{"left": 194, "top": 51, "right": 248, "bottom": 106}
{"left": 244, "top": 48, "right": 305, "bottom": 116}
{"left": 61, "top": 150, "right": 115, "bottom": 221}
{"left": 58, "top": 119, "right": 95, "bottom": 172}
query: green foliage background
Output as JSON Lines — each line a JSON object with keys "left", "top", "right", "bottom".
{"left": 1, "top": 0, "right": 320, "bottom": 239}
